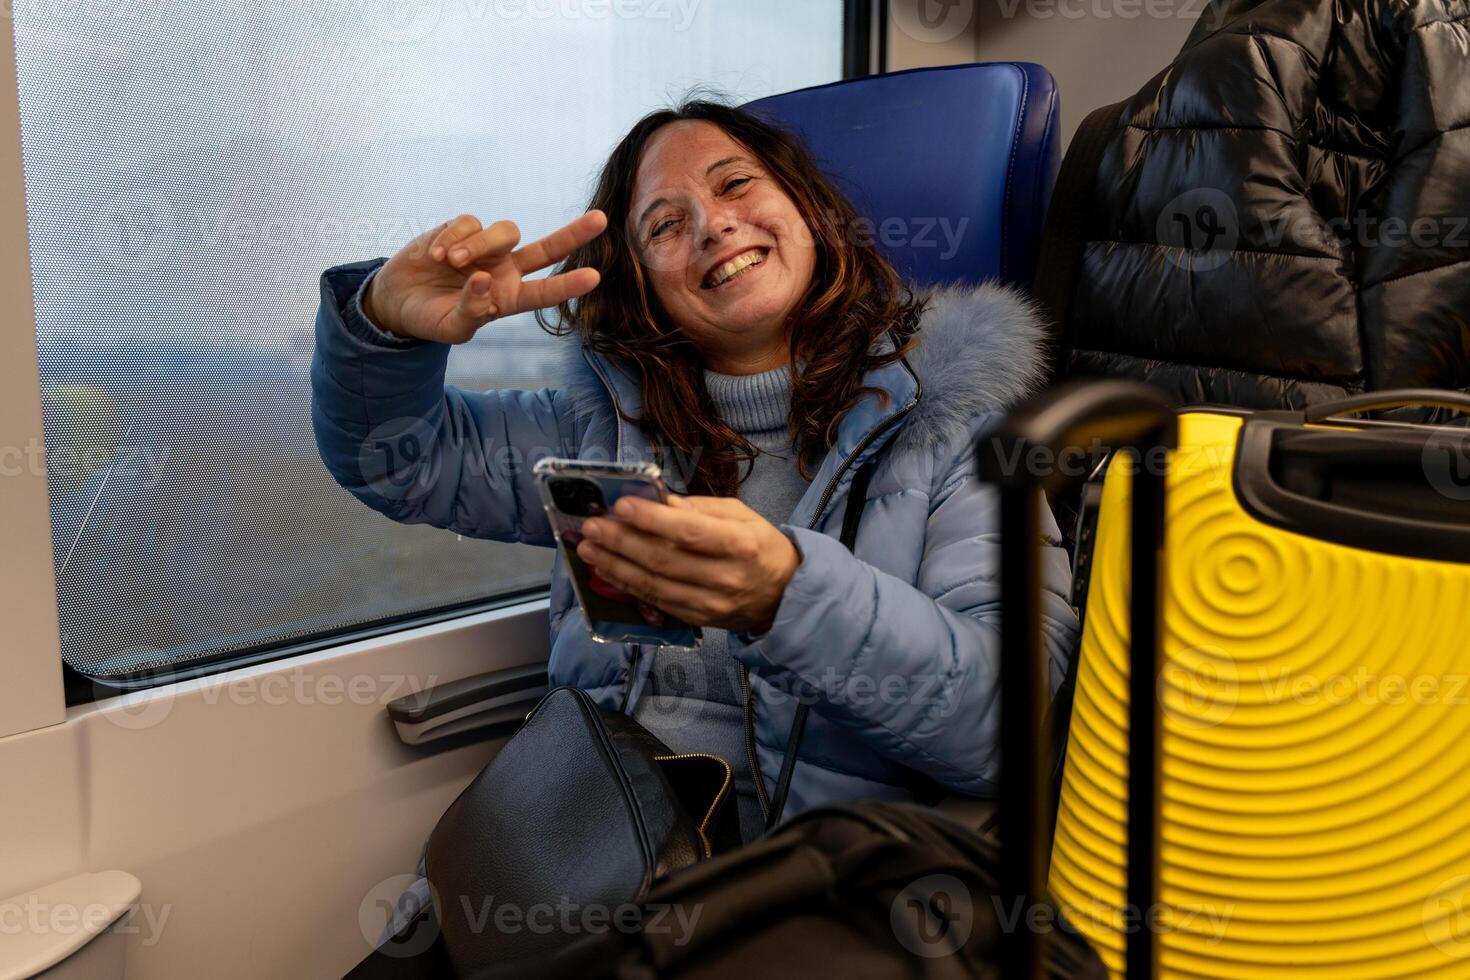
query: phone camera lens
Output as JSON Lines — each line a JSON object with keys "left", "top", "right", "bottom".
{"left": 548, "top": 477, "right": 606, "bottom": 517}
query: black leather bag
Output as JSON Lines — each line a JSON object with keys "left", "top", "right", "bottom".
{"left": 423, "top": 685, "right": 740, "bottom": 974}
{"left": 420, "top": 461, "right": 882, "bottom": 977}
{"left": 481, "top": 801, "right": 1108, "bottom": 980}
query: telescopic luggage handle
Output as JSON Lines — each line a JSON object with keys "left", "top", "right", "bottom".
{"left": 1301, "top": 388, "right": 1470, "bottom": 422}
{"left": 976, "top": 380, "right": 1177, "bottom": 980}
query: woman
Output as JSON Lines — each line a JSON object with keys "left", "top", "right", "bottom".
{"left": 312, "top": 100, "right": 1079, "bottom": 844}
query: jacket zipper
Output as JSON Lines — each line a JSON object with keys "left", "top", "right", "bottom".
{"left": 583, "top": 348, "right": 626, "bottom": 462}
{"left": 741, "top": 366, "right": 922, "bottom": 824}
{"left": 805, "top": 389, "right": 920, "bottom": 528}
{"left": 740, "top": 663, "right": 772, "bottom": 824}
{"left": 586, "top": 349, "right": 923, "bottom": 827}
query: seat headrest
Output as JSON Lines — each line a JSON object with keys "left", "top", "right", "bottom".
{"left": 743, "top": 63, "right": 1060, "bottom": 290}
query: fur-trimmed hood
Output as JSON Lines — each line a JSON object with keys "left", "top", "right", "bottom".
{"left": 560, "top": 279, "right": 1050, "bottom": 456}
{"left": 885, "top": 279, "right": 1050, "bottom": 454}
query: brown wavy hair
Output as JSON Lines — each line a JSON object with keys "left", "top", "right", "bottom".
{"left": 535, "top": 97, "right": 925, "bottom": 497}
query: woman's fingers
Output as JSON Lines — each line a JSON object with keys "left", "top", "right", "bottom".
{"left": 514, "top": 266, "right": 601, "bottom": 313}
{"left": 669, "top": 495, "right": 756, "bottom": 519}
{"left": 447, "top": 271, "right": 500, "bottom": 338}
{"left": 512, "top": 210, "right": 608, "bottom": 275}
{"left": 426, "top": 214, "right": 484, "bottom": 262}
{"left": 610, "top": 496, "right": 745, "bottom": 556}
{"left": 421, "top": 210, "right": 604, "bottom": 274}
{"left": 580, "top": 518, "right": 734, "bottom": 589}
{"left": 396, "top": 210, "right": 604, "bottom": 341}
{"left": 443, "top": 256, "right": 600, "bottom": 337}
{"left": 575, "top": 540, "right": 714, "bottom": 620}
{"left": 443, "top": 220, "right": 521, "bottom": 268}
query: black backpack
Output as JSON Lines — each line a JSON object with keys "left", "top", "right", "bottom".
{"left": 474, "top": 801, "right": 1106, "bottom": 980}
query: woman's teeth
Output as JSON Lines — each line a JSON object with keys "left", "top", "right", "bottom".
{"left": 704, "top": 249, "right": 766, "bottom": 288}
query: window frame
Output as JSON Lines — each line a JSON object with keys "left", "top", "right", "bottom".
{"left": 3, "top": 3, "right": 875, "bottom": 723}
{"left": 0, "top": 13, "right": 66, "bottom": 739}
{"left": 844, "top": 0, "right": 890, "bottom": 77}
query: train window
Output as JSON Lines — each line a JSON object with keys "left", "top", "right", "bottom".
{"left": 16, "top": 1, "right": 844, "bottom": 686}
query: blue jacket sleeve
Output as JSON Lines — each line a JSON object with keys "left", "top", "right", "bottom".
{"left": 732, "top": 421, "right": 1079, "bottom": 797}
{"left": 309, "top": 257, "right": 581, "bottom": 546}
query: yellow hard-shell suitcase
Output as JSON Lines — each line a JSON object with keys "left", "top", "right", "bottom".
{"left": 1040, "top": 390, "right": 1470, "bottom": 979}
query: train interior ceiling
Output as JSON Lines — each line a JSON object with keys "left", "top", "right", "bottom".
{"left": 3, "top": 1, "right": 1469, "bottom": 979}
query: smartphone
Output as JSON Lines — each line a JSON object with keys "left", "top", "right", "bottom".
{"left": 533, "top": 458, "right": 701, "bottom": 648}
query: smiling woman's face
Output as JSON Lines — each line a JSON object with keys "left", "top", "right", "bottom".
{"left": 628, "top": 120, "right": 817, "bottom": 375}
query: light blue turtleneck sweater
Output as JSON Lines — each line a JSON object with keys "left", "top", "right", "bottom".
{"left": 630, "top": 362, "right": 811, "bottom": 843}
{"left": 700, "top": 362, "right": 812, "bottom": 524}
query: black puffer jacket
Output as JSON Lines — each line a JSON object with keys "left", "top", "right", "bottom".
{"left": 1056, "top": 0, "right": 1469, "bottom": 413}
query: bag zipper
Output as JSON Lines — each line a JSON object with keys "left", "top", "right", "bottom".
{"left": 652, "top": 752, "right": 733, "bottom": 858}
{"left": 563, "top": 688, "right": 657, "bottom": 885}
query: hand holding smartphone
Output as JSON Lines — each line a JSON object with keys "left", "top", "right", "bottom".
{"left": 534, "top": 458, "right": 701, "bottom": 648}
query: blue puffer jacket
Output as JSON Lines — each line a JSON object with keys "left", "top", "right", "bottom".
{"left": 311, "top": 257, "right": 1079, "bottom": 817}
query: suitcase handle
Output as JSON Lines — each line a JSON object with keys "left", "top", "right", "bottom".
{"left": 1304, "top": 388, "right": 1470, "bottom": 422}
{"left": 1235, "top": 421, "right": 1470, "bottom": 561}
{"left": 977, "top": 380, "right": 1177, "bottom": 980}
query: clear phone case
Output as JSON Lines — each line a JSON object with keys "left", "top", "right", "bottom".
{"left": 533, "top": 458, "right": 702, "bottom": 649}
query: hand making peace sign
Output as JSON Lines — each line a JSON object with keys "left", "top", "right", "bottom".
{"left": 361, "top": 209, "right": 608, "bottom": 344}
